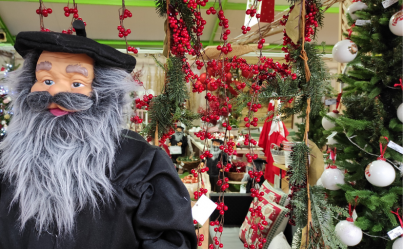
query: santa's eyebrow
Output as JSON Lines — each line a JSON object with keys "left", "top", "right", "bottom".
{"left": 66, "top": 64, "right": 88, "bottom": 77}
{"left": 36, "top": 61, "right": 52, "bottom": 72}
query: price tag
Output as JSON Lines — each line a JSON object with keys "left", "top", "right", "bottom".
{"left": 388, "top": 226, "right": 403, "bottom": 240}
{"left": 388, "top": 141, "right": 403, "bottom": 154}
{"left": 352, "top": 210, "right": 358, "bottom": 221}
{"left": 382, "top": 0, "right": 398, "bottom": 8}
{"left": 355, "top": 19, "right": 371, "bottom": 26}
{"left": 327, "top": 131, "right": 337, "bottom": 140}
{"left": 325, "top": 99, "right": 337, "bottom": 106}
{"left": 191, "top": 195, "right": 217, "bottom": 225}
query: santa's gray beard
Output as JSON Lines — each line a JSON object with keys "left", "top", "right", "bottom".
{"left": 0, "top": 51, "right": 137, "bottom": 236}
{"left": 209, "top": 147, "right": 221, "bottom": 161}
{"left": 173, "top": 132, "right": 184, "bottom": 142}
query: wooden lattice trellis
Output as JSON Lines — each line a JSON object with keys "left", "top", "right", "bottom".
{"left": 338, "top": 0, "right": 353, "bottom": 73}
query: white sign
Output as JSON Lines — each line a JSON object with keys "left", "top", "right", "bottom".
{"left": 388, "top": 226, "right": 403, "bottom": 240}
{"left": 382, "top": 0, "right": 398, "bottom": 8}
{"left": 325, "top": 99, "right": 337, "bottom": 106}
{"left": 191, "top": 195, "right": 217, "bottom": 226}
{"left": 388, "top": 141, "right": 403, "bottom": 154}
{"left": 355, "top": 19, "right": 371, "bottom": 26}
{"left": 169, "top": 146, "right": 182, "bottom": 155}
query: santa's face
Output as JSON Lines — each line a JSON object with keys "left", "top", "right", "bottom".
{"left": 31, "top": 51, "right": 94, "bottom": 116}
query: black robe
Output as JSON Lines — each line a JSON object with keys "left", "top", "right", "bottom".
{"left": 0, "top": 130, "right": 197, "bottom": 249}
{"left": 169, "top": 134, "right": 188, "bottom": 164}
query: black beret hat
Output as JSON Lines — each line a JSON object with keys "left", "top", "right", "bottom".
{"left": 14, "top": 20, "right": 136, "bottom": 73}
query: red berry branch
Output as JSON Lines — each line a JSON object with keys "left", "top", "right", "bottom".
{"left": 62, "top": 0, "right": 86, "bottom": 35}
{"left": 118, "top": 0, "right": 138, "bottom": 54}
{"left": 37, "top": 0, "right": 52, "bottom": 32}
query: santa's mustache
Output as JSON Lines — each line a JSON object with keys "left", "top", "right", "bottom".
{"left": 26, "top": 91, "right": 94, "bottom": 112}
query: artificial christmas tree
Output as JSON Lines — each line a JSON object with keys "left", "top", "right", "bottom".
{"left": 326, "top": 0, "right": 403, "bottom": 248}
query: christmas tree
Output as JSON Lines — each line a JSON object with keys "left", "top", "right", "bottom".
{"left": 324, "top": 0, "right": 403, "bottom": 248}
{"left": 0, "top": 55, "right": 19, "bottom": 137}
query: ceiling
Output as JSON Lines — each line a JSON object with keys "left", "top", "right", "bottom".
{"left": 0, "top": 0, "right": 341, "bottom": 53}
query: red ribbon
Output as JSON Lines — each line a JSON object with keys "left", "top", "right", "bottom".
{"left": 333, "top": 92, "right": 343, "bottom": 114}
{"left": 391, "top": 208, "right": 403, "bottom": 229}
{"left": 326, "top": 148, "right": 337, "bottom": 169}
{"left": 348, "top": 24, "right": 356, "bottom": 39}
{"left": 347, "top": 196, "right": 359, "bottom": 222}
{"left": 394, "top": 79, "right": 403, "bottom": 90}
{"left": 378, "top": 137, "right": 389, "bottom": 161}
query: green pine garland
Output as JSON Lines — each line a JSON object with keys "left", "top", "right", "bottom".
{"left": 142, "top": 56, "right": 199, "bottom": 138}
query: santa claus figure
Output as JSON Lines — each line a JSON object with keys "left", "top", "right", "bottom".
{"left": 169, "top": 125, "right": 188, "bottom": 164}
{"left": 0, "top": 20, "right": 196, "bottom": 249}
{"left": 205, "top": 139, "right": 229, "bottom": 192}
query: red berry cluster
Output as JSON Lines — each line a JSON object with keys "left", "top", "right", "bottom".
{"left": 117, "top": 25, "right": 132, "bottom": 38}
{"left": 243, "top": 134, "right": 259, "bottom": 147}
{"left": 168, "top": 10, "right": 195, "bottom": 57}
{"left": 184, "top": 0, "right": 208, "bottom": 8}
{"left": 218, "top": 141, "right": 236, "bottom": 155}
{"left": 130, "top": 115, "right": 143, "bottom": 124}
{"left": 199, "top": 150, "right": 213, "bottom": 160}
{"left": 63, "top": 6, "right": 79, "bottom": 18}
{"left": 158, "top": 129, "right": 175, "bottom": 145}
{"left": 135, "top": 94, "right": 153, "bottom": 111}
{"left": 197, "top": 234, "right": 205, "bottom": 247}
{"left": 120, "top": 8, "right": 133, "bottom": 19}
{"left": 205, "top": 6, "right": 216, "bottom": 15}
{"left": 241, "top": 25, "right": 252, "bottom": 34}
{"left": 193, "top": 187, "right": 208, "bottom": 200}
{"left": 36, "top": 7, "right": 52, "bottom": 17}
{"left": 281, "top": 2, "right": 319, "bottom": 61}
{"left": 248, "top": 170, "right": 264, "bottom": 182}
{"left": 62, "top": 17, "right": 86, "bottom": 34}
{"left": 216, "top": 163, "right": 232, "bottom": 173}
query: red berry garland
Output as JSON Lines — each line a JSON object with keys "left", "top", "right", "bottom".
{"left": 118, "top": 2, "right": 138, "bottom": 54}
{"left": 62, "top": 1, "right": 86, "bottom": 35}
{"left": 37, "top": 0, "right": 52, "bottom": 32}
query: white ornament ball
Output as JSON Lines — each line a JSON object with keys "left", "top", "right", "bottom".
{"left": 335, "top": 220, "right": 363, "bottom": 246}
{"left": 346, "top": 1, "right": 368, "bottom": 20}
{"left": 321, "top": 168, "right": 345, "bottom": 190}
{"left": 389, "top": 10, "right": 403, "bottom": 36}
{"left": 327, "top": 136, "right": 337, "bottom": 145}
{"left": 316, "top": 178, "right": 323, "bottom": 186}
{"left": 322, "top": 111, "right": 340, "bottom": 130}
{"left": 397, "top": 103, "right": 403, "bottom": 122}
{"left": 393, "top": 237, "right": 403, "bottom": 249}
{"left": 365, "top": 159, "right": 396, "bottom": 187}
{"left": 332, "top": 40, "right": 358, "bottom": 63}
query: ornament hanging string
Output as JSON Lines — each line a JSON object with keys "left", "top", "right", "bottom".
{"left": 326, "top": 148, "right": 337, "bottom": 169}
{"left": 378, "top": 136, "right": 389, "bottom": 161}
{"left": 348, "top": 23, "right": 356, "bottom": 39}
{"left": 334, "top": 92, "right": 342, "bottom": 113}
{"left": 299, "top": 0, "right": 311, "bottom": 82}
{"left": 347, "top": 196, "right": 359, "bottom": 222}
{"left": 391, "top": 208, "right": 403, "bottom": 236}
{"left": 394, "top": 79, "right": 403, "bottom": 90}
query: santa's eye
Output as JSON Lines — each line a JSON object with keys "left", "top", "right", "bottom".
{"left": 72, "top": 82, "right": 84, "bottom": 88}
{"left": 44, "top": 80, "right": 54, "bottom": 86}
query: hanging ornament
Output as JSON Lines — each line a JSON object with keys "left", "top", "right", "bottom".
{"left": 391, "top": 208, "right": 403, "bottom": 249}
{"left": 395, "top": 80, "right": 403, "bottom": 122}
{"left": 346, "top": 1, "right": 368, "bottom": 20}
{"left": 332, "top": 40, "right": 358, "bottom": 63}
{"left": 327, "top": 136, "right": 337, "bottom": 145}
{"left": 397, "top": 103, "right": 403, "bottom": 123}
{"left": 316, "top": 177, "right": 323, "bottom": 186}
{"left": 393, "top": 237, "right": 403, "bottom": 249}
{"left": 335, "top": 220, "right": 363, "bottom": 246}
{"left": 321, "top": 167, "right": 345, "bottom": 190}
{"left": 365, "top": 138, "right": 396, "bottom": 187}
{"left": 389, "top": 10, "right": 403, "bottom": 36}
{"left": 322, "top": 110, "right": 340, "bottom": 130}
{"left": 336, "top": 197, "right": 362, "bottom": 246}
{"left": 366, "top": 160, "right": 396, "bottom": 187}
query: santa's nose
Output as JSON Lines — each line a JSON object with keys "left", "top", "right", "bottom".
{"left": 47, "top": 82, "right": 71, "bottom": 96}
